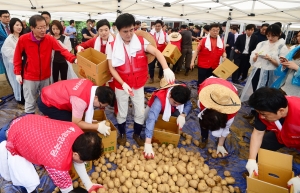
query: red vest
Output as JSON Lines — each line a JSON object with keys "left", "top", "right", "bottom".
{"left": 41, "top": 79, "right": 94, "bottom": 112}
{"left": 197, "top": 37, "right": 224, "bottom": 69}
{"left": 198, "top": 77, "right": 238, "bottom": 120}
{"left": 6, "top": 115, "right": 83, "bottom": 171}
{"left": 152, "top": 32, "right": 167, "bottom": 52}
{"left": 170, "top": 39, "right": 182, "bottom": 52}
{"left": 259, "top": 96, "right": 300, "bottom": 150}
{"left": 148, "top": 88, "right": 176, "bottom": 114}
{"left": 111, "top": 36, "right": 148, "bottom": 90}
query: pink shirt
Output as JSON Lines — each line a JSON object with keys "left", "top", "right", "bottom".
{"left": 70, "top": 96, "right": 87, "bottom": 119}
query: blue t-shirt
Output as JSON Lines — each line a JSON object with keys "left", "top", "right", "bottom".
{"left": 81, "top": 27, "right": 97, "bottom": 42}
{"left": 65, "top": 26, "right": 77, "bottom": 39}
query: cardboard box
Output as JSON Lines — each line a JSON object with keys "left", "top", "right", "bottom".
{"left": 69, "top": 161, "right": 92, "bottom": 180}
{"left": 162, "top": 44, "right": 182, "bottom": 65}
{"left": 247, "top": 149, "right": 294, "bottom": 193}
{"left": 152, "top": 114, "right": 180, "bottom": 146}
{"left": 212, "top": 58, "right": 238, "bottom": 80}
{"left": 84, "top": 110, "right": 117, "bottom": 154}
{"left": 93, "top": 110, "right": 117, "bottom": 154}
{"left": 192, "top": 42, "right": 199, "bottom": 51}
{"left": 77, "top": 48, "right": 111, "bottom": 86}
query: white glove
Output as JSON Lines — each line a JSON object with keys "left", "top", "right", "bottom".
{"left": 216, "top": 145, "right": 228, "bottom": 157}
{"left": 122, "top": 82, "right": 133, "bottom": 96}
{"left": 143, "top": 143, "right": 155, "bottom": 159}
{"left": 246, "top": 159, "right": 258, "bottom": 177}
{"left": 288, "top": 176, "right": 300, "bottom": 193}
{"left": 16, "top": 75, "right": 22, "bottom": 84}
{"left": 176, "top": 114, "right": 186, "bottom": 130}
{"left": 97, "top": 120, "right": 111, "bottom": 136}
{"left": 73, "top": 162, "right": 93, "bottom": 190}
{"left": 163, "top": 68, "right": 175, "bottom": 84}
{"left": 77, "top": 46, "right": 84, "bottom": 52}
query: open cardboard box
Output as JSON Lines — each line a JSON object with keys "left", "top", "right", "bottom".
{"left": 152, "top": 114, "right": 180, "bottom": 146}
{"left": 162, "top": 44, "right": 182, "bottom": 65}
{"left": 192, "top": 41, "right": 199, "bottom": 51}
{"left": 247, "top": 149, "right": 294, "bottom": 193}
{"left": 83, "top": 110, "right": 117, "bottom": 154}
{"left": 213, "top": 58, "right": 238, "bottom": 80}
{"left": 77, "top": 48, "right": 112, "bottom": 86}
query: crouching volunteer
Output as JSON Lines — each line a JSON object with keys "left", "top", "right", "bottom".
{"left": 245, "top": 87, "right": 300, "bottom": 191}
{"left": 37, "top": 78, "right": 115, "bottom": 135}
{"left": 0, "top": 114, "right": 104, "bottom": 193}
{"left": 197, "top": 77, "right": 241, "bottom": 156}
{"left": 143, "top": 78, "right": 192, "bottom": 159}
{"left": 106, "top": 13, "right": 175, "bottom": 146}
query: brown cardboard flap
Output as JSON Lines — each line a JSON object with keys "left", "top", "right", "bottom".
{"left": 213, "top": 59, "right": 238, "bottom": 80}
{"left": 258, "top": 149, "right": 293, "bottom": 171}
{"left": 247, "top": 176, "right": 289, "bottom": 193}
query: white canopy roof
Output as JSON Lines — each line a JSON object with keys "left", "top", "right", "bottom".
{"left": 2, "top": 0, "right": 300, "bottom": 29}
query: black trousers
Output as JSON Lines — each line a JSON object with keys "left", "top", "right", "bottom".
{"left": 261, "top": 131, "right": 285, "bottom": 151}
{"left": 199, "top": 118, "right": 209, "bottom": 140}
{"left": 197, "top": 67, "right": 213, "bottom": 87}
{"left": 149, "top": 58, "right": 168, "bottom": 79}
{"left": 37, "top": 96, "right": 72, "bottom": 121}
{"left": 232, "top": 53, "right": 250, "bottom": 82}
{"left": 70, "top": 38, "right": 78, "bottom": 55}
{"left": 52, "top": 60, "right": 68, "bottom": 83}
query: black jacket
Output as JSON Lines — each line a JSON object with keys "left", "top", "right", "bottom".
{"left": 234, "top": 34, "right": 258, "bottom": 55}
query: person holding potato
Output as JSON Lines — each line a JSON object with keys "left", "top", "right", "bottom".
{"left": 0, "top": 114, "right": 104, "bottom": 193}
{"left": 37, "top": 78, "right": 115, "bottom": 135}
{"left": 197, "top": 77, "right": 241, "bottom": 157}
{"left": 245, "top": 87, "right": 300, "bottom": 192}
{"left": 143, "top": 78, "right": 192, "bottom": 158}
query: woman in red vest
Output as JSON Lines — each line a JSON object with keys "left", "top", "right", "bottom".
{"left": 245, "top": 87, "right": 300, "bottom": 190}
{"left": 0, "top": 114, "right": 104, "bottom": 193}
{"left": 190, "top": 23, "right": 226, "bottom": 86}
{"left": 198, "top": 77, "right": 240, "bottom": 156}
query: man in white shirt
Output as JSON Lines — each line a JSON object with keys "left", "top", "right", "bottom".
{"left": 106, "top": 13, "right": 175, "bottom": 147}
{"left": 232, "top": 24, "right": 258, "bottom": 84}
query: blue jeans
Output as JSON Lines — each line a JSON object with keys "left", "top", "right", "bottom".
{"left": 0, "top": 123, "right": 10, "bottom": 143}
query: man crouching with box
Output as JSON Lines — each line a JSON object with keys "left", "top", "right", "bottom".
{"left": 0, "top": 114, "right": 104, "bottom": 193}
{"left": 245, "top": 87, "right": 300, "bottom": 191}
{"left": 143, "top": 78, "right": 192, "bottom": 158}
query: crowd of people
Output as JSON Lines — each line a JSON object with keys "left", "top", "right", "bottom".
{"left": 0, "top": 9, "right": 300, "bottom": 192}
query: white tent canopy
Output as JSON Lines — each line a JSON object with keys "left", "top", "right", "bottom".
{"left": 2, "top": 0, "right": 300, "bottom": 29}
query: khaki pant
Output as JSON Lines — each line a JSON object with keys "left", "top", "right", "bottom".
{"left": 115, "top": 87, "right": 145, "bottom": 125}
{"left": 23, "top": 78, "right": 50, "bottom": 113}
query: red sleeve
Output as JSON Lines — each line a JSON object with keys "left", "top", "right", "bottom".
{"left": 13, "top": 37, "right": 24, "bottom": 75}
{"left": 50, "top": 36, "right": 76, "bottom": 63}
{"left": 76, "top": 38, "right": 96, "bottom": 51}
{"left": 44, "top": 166, "right": 72, "bottom": 189}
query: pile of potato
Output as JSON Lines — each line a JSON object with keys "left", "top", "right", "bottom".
{"left": 69, "top": 142, "right": 240, "bottom": 193}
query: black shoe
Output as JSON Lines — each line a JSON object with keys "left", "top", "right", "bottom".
{"left": 133, "top": 134, "right": 144, "bottom": 146}
{"left": 117, "top": 134, "right": 127, "bottom": 146}
{"left": 199, "top": 138, "right": 208, "bottom": 149}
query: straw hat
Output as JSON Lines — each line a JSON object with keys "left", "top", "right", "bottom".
{"left": 135, "top": 30, "right": 156, "bottom": 63}
{"left": 198, "top": 84, "right": 241, "bottom": 114}
{"left": 169, "top": 32, "right": 182, "bottom": 41}
{"left": 141, "top": 23, "right": 150, "bottom": 29}
{"left": 159, "top": 78, "right": 181, "bottom": 90}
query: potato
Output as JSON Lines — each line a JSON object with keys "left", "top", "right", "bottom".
{"left": 225, "top": 177, "right": 235, "bottom": 184}
{"left": 198, "top": 182, "right": 208, "bottom": 192}
{"left": 100, "top": 172, "right": 106, "bottom": 179}
{"left": 224, "top": 171, "right": 231, "bottom": 177}
{"left": 106, "top": 163, "right": 112, "bottom": 169}
{"left": 181, "top": 140, "right": 187, "bottom": 145}
{"left": 152, "top": 182, "right": 158, "bottom": 189}
{"left": 123, "top": 170, "right": 130, "bottom": 178}
{"left": 158, "top": 184, "right": 165, "bottom": 192}
{"left": 105, "top": 153, "right": 110, "bottom": 159}
{"left": 202, "top": 167, "right": 209, "bottom": 174}
{"left": 107, "top": 181, "right": 114, "bottom": 189}
{"left": 188, "top": 179, "right": 198, "bottom": 189}
{"left": 147, "top": 184, "right": 153, "bottom": 192}
{"left": 141, "top": 182, "right": 148, "bottom": 189}
{"left": 91, "top": 172, "right": 99, "bottom": 179}
{"left": 145, "top": 165, "right": 154, "bottom": 173}
{"left": 131, "top": 170, "right": 138, "bottom": 178}
{"left": 158, "top": 147, "right": 163, "bottom": 152}
{"left": 97, "top": 177, "right": 102, "bottom": 184}
{"left": 91, "top": 179, "right": 97, "bottom": 184}
{"left": 196, "top": 169, "right": 204, "bottom": 178}
{"left": 125, "top": 141, "right": 130, "bottom": 147}
{"left": 73, "top": 181, "right": 79, "bottom": 188}
{"left": 168, "top": 166, "right": 177, "bottom": 175}
{"left": 179, "top": 187, "right": 188, "bottom": 193}
{"left": 181, "top": 155, "right": 189, "bottom": 162}
{"left": 186, "top": 139, "right": 192, "bottom": 145}
{"left": 156, "top": 166, "right": 164, "bottom": 176}
{"left": 176, "top": 164, "right": 187, "bottom": 175}
{"left": 170, "top": 186, "right": 179, "bottom": 192}
{"left": 211, "top": 152, "right": 218, "bottom": 158}
{"left": 97, "top": 189, "right": 105, "bottom": 193}
{"left": 109, "top": 156, "right": 115, "bottom": 162}
{"left": 137, "top": 171, "right": 144, "bottom": 179}
{"left": 193, "top": 140, "right": 200, "bottom": 146}
{"left": 212, "top": 186, "right": 222, "bottom": 192}
{"left": 120, "top": 176, "right": 126, "bottom": 183}
{"left": 208, "top": 172, "right": 215, "bottom": 178}
{"left": 234, "top": 186, "right": 241, "bottom": 193}
{"left": 162, "top": 164, "right": 169, "bottom": 173}
{"left": 121, "top": 185, "right": 128, "bottom": 193}
{"left": 187, "top": 164, "right": 196, "bottom": 175}
{"left": 206, "top": 178, "right": 216, "bottom": 187}
{"left": 176, "top": 176, "right": 186, "bottom": 186}
{"left": 150, "top": 172, "right": 156, "bottom": 180}
{"left": 113, "top": 178, "right": 120, "bottom": 188}
{"left": 147, "top": 179, "right": 153, "bottom": 185}
{"left": 192, "top": 173, "right": 198, "bottom": 180}
{"left": 155, "top": 176, "right": 161, "bottom": 184}
{"left": 172, "top": 174, "right": 178, "bottom": 182}
{"left": 133, "top": 179, "right": 141, "bottom": 187}
{"left": 101, "top": 165, "right": 107, "bottom": 172}
{"left": 125, "top": 180, "right": 132, "bottom": 189}
{"left": 126, "top": 163, "right": 134, "bottom": 171}
{"left": 228, "top": 185, "right": 234, "bottom": 193}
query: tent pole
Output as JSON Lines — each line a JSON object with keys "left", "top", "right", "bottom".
{"left": 251, "top": 0, "right": 256, "bottom": 14}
